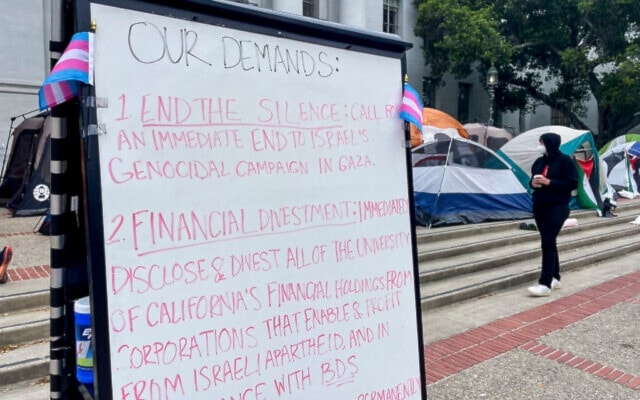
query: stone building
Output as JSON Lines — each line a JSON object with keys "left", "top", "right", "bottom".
{"left": 0, "top": 0, "right": 53, "bottom": 162}
{"left": 2, "top": 0, "right": 627, "bottom": 163}
{"left": 0, "top": 0, "right": 492, "bottom": 164}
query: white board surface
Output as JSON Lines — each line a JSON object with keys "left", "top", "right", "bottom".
{"left": 91, "top": 3, "right": 422, "bottom": 399}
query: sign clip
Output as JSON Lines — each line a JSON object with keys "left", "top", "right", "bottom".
{"left": 83, "top": 124, "right": 104, "bottom": 137}
{"left": 96, "top": 97, "right": 108, "bottom": 108}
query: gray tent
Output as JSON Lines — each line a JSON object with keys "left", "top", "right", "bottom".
{"left": 0, "top": 115, "right": 51, "bottom": 216}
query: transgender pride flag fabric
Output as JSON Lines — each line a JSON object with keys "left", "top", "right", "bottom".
{"left": 39, "top": 31, "right": 94, "bottom": 111}
{"left": 399, "top": 82, "right": 423, "bottom": 133}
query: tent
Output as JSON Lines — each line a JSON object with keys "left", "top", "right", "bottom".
{"left": 412, "top": 135, "right": 533, "bottom": 226}
{"left": 410, "top": 107, "right": 468, "bottom": 147}
{"left": 599, "top": 141, "right": 640, "bottom": 196}
{"left": 463, "top": 123, "right": 514, "bottom": 152}
{"left": 497, "top": 125, "right": 610, "bottom": 211}
{"left": 598, "top": 133, "right": 640, "bottom": 155}
{"left": 0, "top": 115, "right": 51, "bottom": 216}
{"left": 599, "top": 134, "right": 640, "bottom": 197}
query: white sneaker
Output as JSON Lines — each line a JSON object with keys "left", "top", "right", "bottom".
{"left": 528, "top": 284, "right": 551, "bottom": 297}
{"left": 551, "top": 278, "right": 561, "bottom": 290}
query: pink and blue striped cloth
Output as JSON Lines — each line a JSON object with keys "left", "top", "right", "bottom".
{"left": 399, "top": 82, "right": 423, "bottom": 133}
{"left": 39, "top": 31, "right": 94, "bottom": 111}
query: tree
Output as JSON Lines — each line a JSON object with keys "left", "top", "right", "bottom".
{"left": 413, "top": 0, "right": 640, "bottom": 145}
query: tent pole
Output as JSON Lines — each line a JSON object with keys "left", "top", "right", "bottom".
{"left": 484, "top": 124, "right": 489, "bottom": 147}
{"left": 1, "top": 108, "right": 42, "bottom": 180}
{"left": 430, "top": 138, "right": 455, "bottom": 229}
{"left": 0, "top": 119, "right": 16, "bottom": 181}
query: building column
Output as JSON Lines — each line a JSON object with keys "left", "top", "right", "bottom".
{"left": 272, "top": 0, "right": 302, "bottom": 15}
{"left": 337, "top": 0, "right": 383, "bottom": 31}
{"left": 338, "top": 1, "right": 368, "bottom": 29}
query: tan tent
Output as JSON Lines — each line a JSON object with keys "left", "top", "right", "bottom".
{"left": 463, "top": 123, "right": 513, "bottom": 152}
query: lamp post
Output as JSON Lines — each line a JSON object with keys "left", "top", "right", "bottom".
{"left": 487, "top": 65, "right": 498, "bottom": 126}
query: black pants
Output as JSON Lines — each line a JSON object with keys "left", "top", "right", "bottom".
{"left": 533, "top": 204, "right": 570, "bottom": 288}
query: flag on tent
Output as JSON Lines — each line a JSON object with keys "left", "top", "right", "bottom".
{"left": 38, "top": 31, "right": 94, "bottom": 111}
{"left": 399, "top": 82, "right": 423, "bottom": 132}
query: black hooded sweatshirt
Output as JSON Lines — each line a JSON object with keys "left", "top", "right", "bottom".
{"left": 530, "top": 133, "right": 579, "bottom": 207}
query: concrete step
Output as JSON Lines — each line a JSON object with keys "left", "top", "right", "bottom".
{"left": 0, "top": 273, "right": 51, "bottom": 392}
{"left": 415, "top": 218, "right": 522, "bottom": 244}
{"left": 415, "top": 198, "right": 640, "bottom": 311}
{"left": 417, "top": 209, "right": 640, "bottom": 258}
{"left": 0, "top": 291, "right": 49, "bottom": 315}
{"left": 0, "top": 308, "right": 49, "bottom": 347}
{"left": 414, "top": 197, "right": 640, "bottom": 245}
{"left": 0, "top": 306, "right": 50, "bottom": 388}
{"left": 0, "top": 339, "right": 49, "bottom": 388}
{"left": 420, "top": 233, "right": 640, "bottom": 310}
{"left": 0, "top": 277, "right": 49, "bottom": 314}
{"left": 419, "top": 218, "right": 640, "bottom": 281}
{"left": 0, "top": 377, "right": 49, "bottom": 400}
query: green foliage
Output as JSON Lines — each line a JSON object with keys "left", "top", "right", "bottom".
{"left": 413, "top": 0, "right": 640, "bottom": 142}
{"left": 414, "top": 0, "right": 507, "bottom": 79}
{"left": 599, "top": 57, "right": 640, "bottom": 114}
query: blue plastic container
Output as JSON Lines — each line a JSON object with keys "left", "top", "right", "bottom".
{"left": 74, "top": 296, "right": 94, "bottom": 384}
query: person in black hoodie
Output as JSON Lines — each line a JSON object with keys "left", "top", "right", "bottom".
{"left": 527, "top": 133, "right": 578, "bottom": 296}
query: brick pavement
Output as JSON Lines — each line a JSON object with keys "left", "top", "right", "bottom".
{"left": 424, "top": 269, "right": 640, "bottom": 391}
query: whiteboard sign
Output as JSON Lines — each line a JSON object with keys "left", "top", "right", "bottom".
{"left": 89, "top": 2, "right": 423, "bottom": 399}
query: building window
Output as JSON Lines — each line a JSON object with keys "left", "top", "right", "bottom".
{"left": 383, "top": 0, "right": 399, "bottom": 34}
{"left": 303, "top": 0, "right": 318, "bottom": 18}
{"left": 551, "top": 101, "right": 571, "bottom": 126}
{"left": 458, "top": 83, "right": 471, "bottom": 123}
{"left": 422, "top": 77, "right": 437, "bottom": 108}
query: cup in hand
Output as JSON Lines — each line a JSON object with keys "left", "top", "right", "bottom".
{"left": 532, "top": 174, "right": 543, "bottom": 188}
